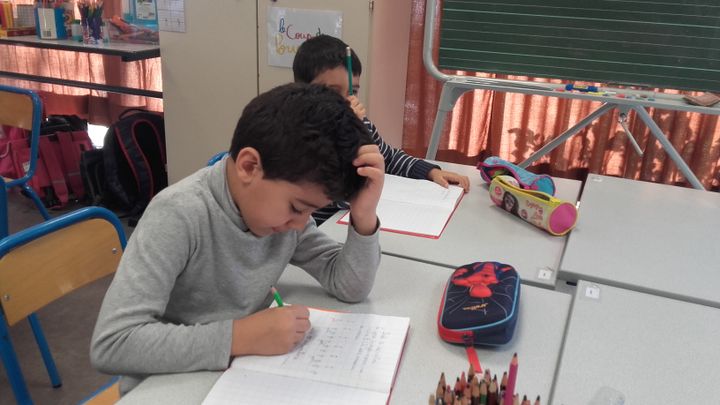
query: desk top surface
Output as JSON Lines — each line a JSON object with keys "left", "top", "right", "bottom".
{"left": 559, "top": 174, "right": 720, "bottom": 307}
{"left": 0, "top": 35, "right": 160, "bottom": 61}
{"left": 320, "top": 161, "right": 583, "bottom": 287}
{"left": 552, "top": 280, "right": 720, "bottom": 404}
{"left": 119, "top": 255, "right": 572, "bottom": 404}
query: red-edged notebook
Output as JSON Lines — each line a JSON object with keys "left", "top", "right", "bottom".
{"left": 338, "top": 174, "right": 464, "bottom": 239}
{"left": 202, "top": 309, "right": 410, "bottom": 405}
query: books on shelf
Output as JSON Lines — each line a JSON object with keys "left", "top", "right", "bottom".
{"left": 0, "top": 27, "right": 36, "bottom": 38}
{"left": 338, "top": 174, "right": 464, "bottom": 239}
{"left": 202, "top": 309, "right": 410, "bottom": 405}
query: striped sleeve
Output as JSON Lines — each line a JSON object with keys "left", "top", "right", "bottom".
{"left": 312, "top": 201, "right": 350, "bottom": 226}
{"left": 364, "top": 118, "right": 440, "bottom": 180}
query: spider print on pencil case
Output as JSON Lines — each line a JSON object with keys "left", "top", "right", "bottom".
{"left": 446, "top": 262, "right": 516, "bottom": 316}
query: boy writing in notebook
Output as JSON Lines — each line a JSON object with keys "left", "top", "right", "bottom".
{"left": 90, "top": 83, "right": 384, "bottom": 394}
{"left": 293, "top": 34, "right": 471, "bottom": 225}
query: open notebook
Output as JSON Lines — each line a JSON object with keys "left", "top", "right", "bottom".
{"left": 338, "top": 174, "right": 464, "bottom": 238}
{"left": 202, "top": 309, "right": 410, "bottom": 405}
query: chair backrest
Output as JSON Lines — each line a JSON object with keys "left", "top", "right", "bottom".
{"left": 0, "top": 207, "right": 126, "bottom": 326}
{"left": 0, "top": 85, "right": 43, "bottom": 185}
{"left": 0, "top": 86, "right": 38, "bottom": 130}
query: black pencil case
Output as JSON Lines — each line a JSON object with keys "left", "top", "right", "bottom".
{"left": 437, "top": 261, "right": 521, "bottom": 346}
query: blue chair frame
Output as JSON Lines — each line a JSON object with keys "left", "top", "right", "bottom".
{"left": 0, "top": 85, "right": 51, "bottom": 221}
{"left": 207, "top": 151, "right": 228, "bottom": 166}
{"left": 0, "top": 207, "right": 126, "bottom": 404}
{"left": 1, "top": 178, "right": 7, "bottom": 237}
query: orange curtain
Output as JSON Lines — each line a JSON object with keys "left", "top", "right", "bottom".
{"left": 403, "top": 0, "right": 720, "bottom": 190}
{"left": 0, "top": 0, "right": 162, "bottom": 126}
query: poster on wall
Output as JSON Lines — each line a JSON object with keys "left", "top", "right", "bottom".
{"left": 267, "top": 7, "right": 343, "bottom": 68}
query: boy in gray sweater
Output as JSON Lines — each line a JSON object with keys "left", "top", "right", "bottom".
{"left": 90, "top": 83, "right": 385, "bottom": 394}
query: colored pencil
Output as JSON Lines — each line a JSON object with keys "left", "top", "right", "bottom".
{"left": 345, "top": 46, "right": 353, "bottom": 96}
{"left": 270, "top": 286, "right": 284, "bottom": 307}
{"left": 502, "top": 353, "right": 518, "bottom": 405}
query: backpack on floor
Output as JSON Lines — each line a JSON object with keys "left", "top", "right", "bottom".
{"left": 103, "top": 109, "right": 167, "bottom": 224}
{"left": 80, "top": 148, "right": 106, "bottom": 206}
{"left": 41, "top": 116, "right": 94, "bottom": 206}
{"left": 2, "top": 115, "right": 93, "bottom": 208}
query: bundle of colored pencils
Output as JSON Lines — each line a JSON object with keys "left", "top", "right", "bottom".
{"left": 77, "top": 0, "right": 103, "bottom": 22}
{"left": 428, "top": 354, "right": 540, "bottom": 405}
{"left": 77, "top": 0, "right": 103, "bottom": 41}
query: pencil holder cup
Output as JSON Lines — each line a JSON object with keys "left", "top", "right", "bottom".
{"left": 81, "top": 16, "right": 102, "bottom": 44}
{"left": 78, "top": 3, "right": 104, "bottom": 45}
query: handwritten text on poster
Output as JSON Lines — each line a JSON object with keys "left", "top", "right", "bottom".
{"left": 267, "top": 7, "right": 343, "bottom": 68}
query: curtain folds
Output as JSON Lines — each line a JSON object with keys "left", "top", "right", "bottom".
{"left": 403, "top": 0, "right": 720, "bottom": 190}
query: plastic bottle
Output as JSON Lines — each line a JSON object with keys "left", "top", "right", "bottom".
{"left": 71, "top": 20, "right": 82, "bottom": 42}
{"left": 101, "top": 21, "right": 109, "bottom": 43}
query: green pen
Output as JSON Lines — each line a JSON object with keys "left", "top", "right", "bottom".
{"left": 270, "top": 286, "right": 284, "bottom": 307}
{"left": 346, "top": 46, "right": 354, "bottom": 96}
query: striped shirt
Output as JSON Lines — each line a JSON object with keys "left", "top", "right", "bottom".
{"left": 312, "top": 118, "right": 440, "bottom": 226}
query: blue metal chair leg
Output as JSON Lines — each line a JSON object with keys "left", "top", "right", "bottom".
{"left": 20, "top": 184, "right": 51, "bottom": 220}
{"left": 0, "top": 313, "right": 34, "bottom": 405}
{"left": 28, "top": 313, "right": 62, "bottom": 388}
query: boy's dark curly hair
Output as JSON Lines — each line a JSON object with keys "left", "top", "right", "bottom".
{"left": 292, "top": 35, "right": 362, "bottom": 83}
{"left": 229, "top": 83, "right": 372, "bottom": 202}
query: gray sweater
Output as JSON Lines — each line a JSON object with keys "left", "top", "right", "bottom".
{"left": 90, "top": 158, "right": 381, "bottom": 394}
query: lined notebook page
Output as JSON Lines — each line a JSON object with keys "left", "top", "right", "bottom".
{"left": 201, "top": 369, "right": 390, "bottom": 405}
{"left": 339, "top": 174, "right": 464, "bottom": 238}
{"left": 202, "top": 309, "right": 410, "bottom": 405}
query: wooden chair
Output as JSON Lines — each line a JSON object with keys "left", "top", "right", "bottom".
{"left": 0, "top": 84, "right": 51, "bottom": 221}
{"left": 0, "top": 206, "right": 126, "bottom": 404}
{"left": 78, "top": 376, "right": 121, "bottom": 405}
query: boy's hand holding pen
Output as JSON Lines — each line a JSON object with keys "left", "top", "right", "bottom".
{"left": 342, "top": 44, "right": 382, "bottom": 235}
{"left": 347, "top": 96, "right": 367, "bottom": 120}
{"left": 230, "top": 287, "right": 310, "bottom": 356}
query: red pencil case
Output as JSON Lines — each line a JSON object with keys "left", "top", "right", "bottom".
{"left": 437, "top": 262, "right": 521, "bottom": 346}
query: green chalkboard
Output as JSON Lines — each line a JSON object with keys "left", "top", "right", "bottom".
{"left": 438, "top": 0, "right": 720, "bottom": 92}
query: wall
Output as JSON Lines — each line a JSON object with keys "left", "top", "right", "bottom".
{"left": 160, "top": 0, "right": 258, "bottom": 183}
{"left": 161, "top": 0, "right": 412, "bottom": 182}
{"left": 367, "top": 0, "right": 412, "bottom": 147}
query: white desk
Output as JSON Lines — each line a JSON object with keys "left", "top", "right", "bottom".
{"left": 118, "top": 255, "right": 572, "bottom": 404}
{"left": 552, "top": 280, "right": 720, "bottom": 404}
{"left": 321, "top": 161, "right": 582, "bottom": 288}
{"left": 559, "top": 174, "right": 720, "bottom": 308}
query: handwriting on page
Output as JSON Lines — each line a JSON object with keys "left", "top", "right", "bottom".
{"left": 231, "top": 310, "right": 410, "bottom": 393}
{"left": 296, "top": 319, "right": 389, "bottom": 377}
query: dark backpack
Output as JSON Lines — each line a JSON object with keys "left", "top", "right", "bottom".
{"left": 80, "top": 148, "right": 106, "bottom": 206}
{"left": 102, "top": 109, "right": 167, "bottom": 225}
